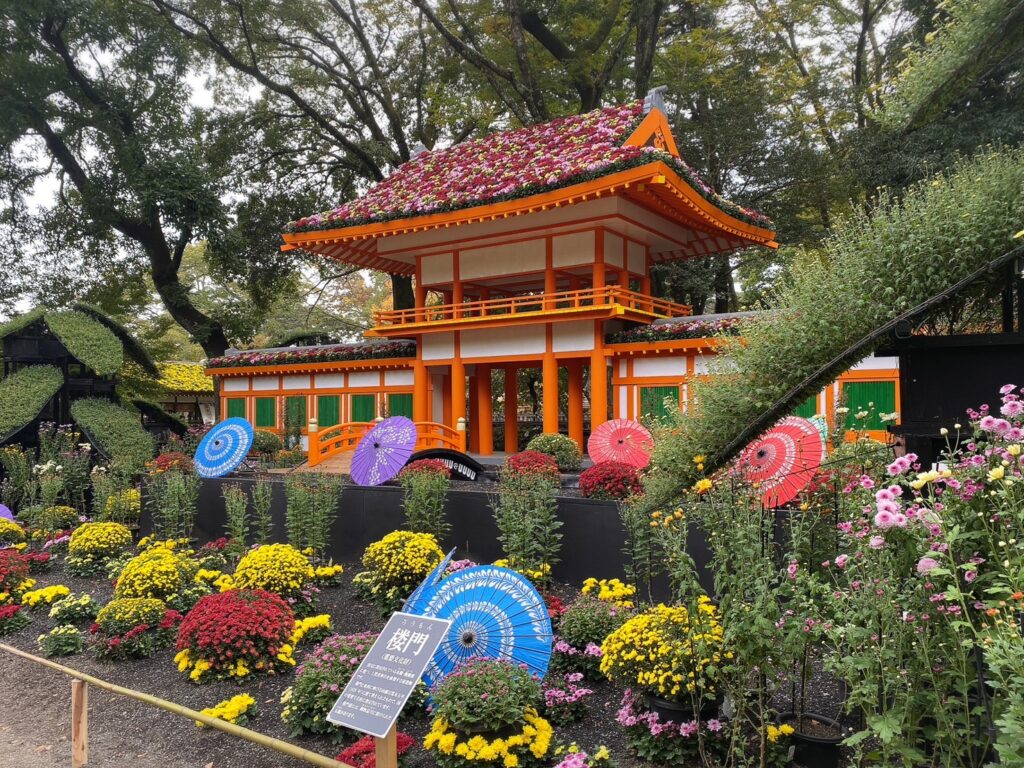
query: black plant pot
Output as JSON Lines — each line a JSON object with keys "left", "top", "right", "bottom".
{"left": 645, "top": 694, "right": 720, "bottom": 724}
{"left": 778, "top": 712, "right": 843, "bottom": 768}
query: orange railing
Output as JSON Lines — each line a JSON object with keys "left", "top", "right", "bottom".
{"left": 307, "top": 420, "right": 465, "bottom": 468}
{"left": 307, "top": 421, "right": 373, "bottom": 467}
{"left": 374, "top": 286, "right": 690, "bottom": 327}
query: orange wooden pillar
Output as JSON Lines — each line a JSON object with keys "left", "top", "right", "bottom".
{"left": 542, "top": 354, "right": 559, "bottom": 434}
{"left": 412, "top": 360, "right": 428, "bottom": 423}
{"left": 504, "top": 367, "right": 519, "bottom": 453}
{"left": 467, "top": 370, "right": 479, "bottom": 453}
{"left": 476, "top": 365, "right": 493, "bottom": 455}
{"left": 567, "top": 361, "right": 584, "bottom": 451}
{"left": 442, "top": 373, "right": 452, "bottom": 425}
{"left": 590, "top": 231, "right": 608, "bottom": 434}
{"left": 451, "top": 361, "right": 466, "bottom": 441}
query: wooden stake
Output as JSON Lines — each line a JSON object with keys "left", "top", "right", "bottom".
{"left": 71, "top": 679, "right": 88, "bottom": 767}
{"left": 374, "top": 725, "right": 398, "bottom": 768}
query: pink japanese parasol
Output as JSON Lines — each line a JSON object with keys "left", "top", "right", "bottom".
{"left": 587, "top": 419, "right": 654, "bottom": 468}
{"left": 350, "top": 416, "right": 418, "bottom": 486}
{"left": 736, "top": 416, "right": 825, "bottom": 508}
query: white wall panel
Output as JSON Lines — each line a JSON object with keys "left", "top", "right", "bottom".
{"left": 460, "top": 239, "right": 545, "bottom": 280}
{"left": 552, "top": 321, "right": 594, "bottom": 353}
{"left": 252, "top": 376, "right": 278, "bottom": 391}
{"left": 223, "top": 378, "right": 249, "bottom": 392}
{"left": 633, "top": 357, "right": 687, "bottom": 378}
{"left": 282, "top": 375, "right": 310, "bottom": 390}
{"left": 850, "top": 355, "right": 899, "bottom": 371}
{"left": 384, "top": 370, "right": 414, "bottom": 386}
{"left": 314, "top": 373, "right": 345, "bottom": 389}
{"left": 348, "top": 371, "right": 380, "bottom": 388}
{"left": 421, "top": 252, "right": 453, "bottom": 285}
{"left": 422, "top": 332, "right": 455, "bottom": 361}
{"left": 461, "top": 325, "right": 545, "bottom": 358}
{"left": 627, "top": 241, "right": 646, "bottom": 274}
{"left": 552, "top": 231, "right": 594, "bottom": 268}
{"left": 605, "top": 232, "right": 624, "bottom": 267}
{"left": 431, "top": 374, "right": 444, "bottom": 420}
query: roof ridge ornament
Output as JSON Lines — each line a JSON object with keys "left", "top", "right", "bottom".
{"left": 643, "top": 86, "right": 668, "bottom": 115}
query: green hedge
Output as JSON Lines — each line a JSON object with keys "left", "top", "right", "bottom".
{"left": 70, "top": 397, "right": 155, "bottom": 470}
{"left": 73, "top": 303, "right": 159, "bottom": 377}
{"left": 45, "top": 311, "right": 123, "bottom": 376}
{"left": 0, "top": 308, "right": 45, "bottom": 340}
{"left": 0, "top": 365, "right": 63, "bottom": 442}
{"left": 642, "top": 147, "right": 1024, "bottom": 510}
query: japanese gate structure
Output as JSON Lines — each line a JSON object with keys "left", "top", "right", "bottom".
{"left": 205, "top": 96, "right": 899, "bottom": 462}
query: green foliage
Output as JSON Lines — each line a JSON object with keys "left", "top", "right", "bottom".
{"left": 399, "top": 465, "right": 451, "bottom": 541}
{"left": 0, "top": 308, "right": 44, "bottom": 340}
{"left": 148, "top": 471, "right": 200, "bottom": 540}
{"left": 69, "top": 398, "right": 155, "bottom": 471}
{"left": 284, "top": 473, "right": 342, "bottom": 558}
{"left": 251, "top": 478, "right": 275, "bottom": 545}
{"left": 37, "top": 625, "right": 86, "bottom": 658}
{"left": 44, "top": 311, "right": 123, "bottom": 376}
{"left": 0, "top": 444, "right": 35, "bottom": 510}
{"left": 251, "top": 429, "right": 283, "bottom": 454}
{"left": 432, "top": 658, "right": 542, "bottom": 732}
{"left": 0, "top": 365, "right": 63, "bottom": 442}
{"left": 222, "top": 483, "right": 249, "bottom": 560}
{"left": 644, "top": 148, "right": 1024, "bottom": 510}
{"left": 491, "top": 468, "right": 562, "bottom": 588}
{"left": 878, "top": 0, "right": 1024, "bottom": 130}
{"left": 72, "top": 303, "right": 159, "bottom": 376}
{"left": 525, "top": 433, "right": 581, "bottom": 472}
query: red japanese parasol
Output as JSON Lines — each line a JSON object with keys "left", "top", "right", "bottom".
{"left": 736, "top": 416, "right": 825, "bottom": 508}
{"left": 587, "top": 419, "right": 654, "bottom": 468}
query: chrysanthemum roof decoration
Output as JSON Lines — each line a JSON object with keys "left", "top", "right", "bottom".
{"left": 285, "top": 101, "right": 773, "bottom": 234}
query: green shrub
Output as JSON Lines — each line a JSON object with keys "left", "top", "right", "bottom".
{"left": 398, "top": 460, "right": 451, "bottom": 541}
{"left": 643, "top": 148, "right": 1024, "bottom": 510}
{"left": 431, "top": 658, "right": 542, "bottom": 732}
{"left": 45, "top": 310, "right": 122, "bottom": 376}
{"left": 148, "top": 471, "right": 200, "bottom": 540}
{"left": 70, "top": 398, "right": 155, "bottom": 471}
{"left": 0, "top": 365, "right": 62, "bottom": 441}
{"left": 525, "top": 433, "right": 581, "bottom": 471}
{"left": 491, "top": 466, "right": 562, "bottom": 588}
{"left": 251, "top": 429, "right": 283, "bottom": 454}
{"left": 284, "top": 473, "right": 342, "bottom": 558}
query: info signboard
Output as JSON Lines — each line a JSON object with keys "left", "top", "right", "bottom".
{"left": 326, "top": 611, "right": 451, "bottom": 739}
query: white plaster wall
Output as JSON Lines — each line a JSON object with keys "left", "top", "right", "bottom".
{"left": 633, "top": 357, "right": 687, "bottom": 378}
{"left": 552, "top": 231, "right": 594, "bottom": 269}
{"left": 618, "top": 360, "right": 627, "bottom": 376}
{"left": 223, "top": 378, "right": 249, "bottom": 392}
{"left": 252, "top": 376, "right": 278, "bottom": 391}
{"left": 348, "top": 371, "right": 380, "bottom": 388}
{"left": 850, "top": 355, "right": 899, "bottom": 371}
{"left": 627, "top": 241, "right": 646, "bottom": 274}
{"left": 422, "top": 332, "right": 455, "bottom": 361}
{"left": 315, "top": 373, "right": 345, "bottom": 389}
{"left": 552, "top": 321, "right": 594, "bottom": 353}
{"left": 421, "top": 252, "right": 453, "bottom": 285}
{"left": 605, "top": 232, "right": 624, "bottom": 267}
{"left": 461, "top": 325, "right": 546, "bottom": 358}
{"left": 460, "top": 239, "right": 545, "bottom": 280}
{"left": 432, "top": 374, "right": 444, "bottom": 420}
{"left": 384, "top": 370, "right": 414, "bottom": 386}
{"left": 282, "top": 375, "right": 310, "bottom": 390}
{"left": 618, "top": 387, "right": 628, "bottom": 417}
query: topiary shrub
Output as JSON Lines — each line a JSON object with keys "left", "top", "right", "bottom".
{"left": 70, "top": 398, "right": 155, "bottom": 471}
{"left": 353, "top": 531, "right": 443, "bottom": 613}
{"left": 67, "top": 521, "right": 133, "bottom": 575}
{"left": 553, "top": 594, "right": 633, "bottom": 679}
{"left": 114, "top": 545, "right": 203, "bottom": 610}
{"left": 526, "top": 433, "right": 581, "bottom": 472}
{"left": 578, "top": 461, "right": 642, "bottom": 500}
{"left": 92, "top": 597, "right": 182, "bottom": 659}
{"left": 232, "top": 543, "right": 313, "bottom": 599}
{"left": 505, "top": 450, "right": 560, "bottom": 479}
{"left": 251, "top": 429, "right": 283, "bottom": 454}
{"left": 0, "top": 365, "right": 63, "bottom": 441}
{"left": 175, "top": 589, "right": 296, "bottom": 682}
{"left": 37, "top": 505, "right": 81, "bottom": 532}
{"left": 0, "top": 518, "right": 26, "bottom": 547}
{"left": 0, "top": 549, "right": 30, "bottom": 594}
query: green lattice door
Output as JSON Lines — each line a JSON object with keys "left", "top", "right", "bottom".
{"left": 794, "top": 395, "right": 819, "bottom": 418}
{"left": 285, "top": 396, "right": 306, "bottom": 428}
{"left": 351, "top": 394, "right": 376, "bottom": 422}
{"left": 388, "top": 393, "right": 413, "bottom": 418}
{"left": 640, "top": 386, "right": 680, "bottom": 423}
{"left": 226, "top": 398, "right": 246, "bottom": 419}
{"left": 842, "top": 381, "right": 897, "bottom": 430}
{"left": 317, "top": 395, "right": 340, "bottom": 428}
{"left": 254, "top": 397, "right": 276, "bottom": 428}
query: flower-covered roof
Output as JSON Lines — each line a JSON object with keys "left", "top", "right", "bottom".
{"left": 286, "top": 102, "right": 772, "bottom": 233}
{"left": 157, "top": 363, "right": 214, "bottom": 393}
{"left": 206, "top": 340, "right": 416, "bottom": 370}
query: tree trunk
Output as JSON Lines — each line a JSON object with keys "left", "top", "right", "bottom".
{"left": 391, "top": 274, "right": 415, "bottom": 311}
{"left": 713, "top": 255, "right": 736, "bottom": 314}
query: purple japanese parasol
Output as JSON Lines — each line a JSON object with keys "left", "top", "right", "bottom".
{"left": 350, "top": 416, "right": 418, "bottom": 486}
{"left": 0, "top": 504, "right": 13, "bottom": 521}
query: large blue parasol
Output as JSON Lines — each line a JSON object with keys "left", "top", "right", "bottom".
{"left": 403, "top": 547, "right": 456, "bottom": 615}
{"left": 194, "top": 418, "right": 254, "bottom": 478}
{"left": 417, "top": 565, "right": 553, "bottom": 688}
{"left": 350, "top": 416, "right": 417, "bottom": 486}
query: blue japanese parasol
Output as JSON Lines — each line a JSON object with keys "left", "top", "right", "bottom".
{"left": 350, "top": 416, "right": 417, "bottom": 486}
{"left": 417, "top": 565, "right": 553, "bottom": 688}
{"left": 193, "top": 418, "right": 255, "bottom": 478}
{"left": 403, "top": 547, "right": 456, "bottom": 615}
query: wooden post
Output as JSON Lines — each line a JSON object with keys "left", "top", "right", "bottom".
{"left": 476, "top": 365, "right": 493, "bottom": 455}
{"left": 567, "top": 361, "right": 584, "bottom": 451}
{"left": 307, "top": 418, "right": 319, "bottom": 467}
{"left": 542, "top": 353, "right": 559, "bottom": 435}
{"left": 374, "top": 726, "right": 398, "bottom": 768}
{"left": 504, "top": 366, "right": 519, "bottom": 453}
{"left": 456, "top": 417, "right": 467, "bottom": 453}
{"left": 72, "top": 679, "right": 88, "bottom": 767}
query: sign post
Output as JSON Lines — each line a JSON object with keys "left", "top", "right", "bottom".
{"left": 327, "top": 612, "right": 451, "bottom": 764}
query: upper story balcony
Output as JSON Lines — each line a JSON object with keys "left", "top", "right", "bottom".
{"left": 368, "top": 286, "right": 691, "bottom": 337}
